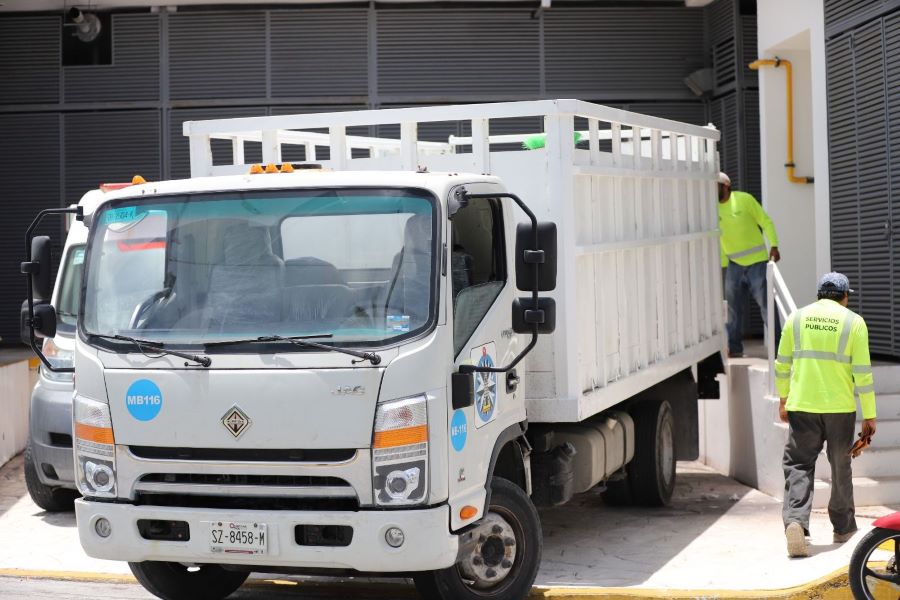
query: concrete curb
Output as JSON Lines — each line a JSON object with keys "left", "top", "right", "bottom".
{"left": 0, "top": 567, "right": 854, "bottom": 599}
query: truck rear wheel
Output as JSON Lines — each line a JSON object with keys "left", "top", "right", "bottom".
{"left": 129, "top": 561, "right": 249, "bottom": 600}
{"left": 602, "top": 399, "right": 675, "bottom": 507}
{"left": 414, "top": 477, "right": 541, "bottom": 600}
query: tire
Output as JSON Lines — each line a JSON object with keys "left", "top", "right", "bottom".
{"left": 414, "top": 477, "right": 542, "bottom": 600}
{"left": 848, "top": 527, "right": 900, "bottom": 600}
{"left": 604, "top": 399, "right": 676, "bottom": 507}
{"left": 129, "top": 561, "right": 249, "bottom": 600}
{"left": 23, "top": 441, "right": 77, "bottom": 512}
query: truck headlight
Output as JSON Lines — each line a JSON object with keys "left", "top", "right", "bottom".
{"left": 40, "top": 338, "right": 74, "bottom": 383}
{"left": 73, "top": 395, "right": 117, "bottom": 498}
{"left": 372, "top": 394, "right": 428, "bottom": 506}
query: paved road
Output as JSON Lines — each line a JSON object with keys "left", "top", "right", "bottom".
{"left": 0, "top": 577, "right": 416, "bottom": 600}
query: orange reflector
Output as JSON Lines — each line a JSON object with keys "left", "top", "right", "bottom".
{"left": 131, "top": 175, "right": 146, "bottom": 184}
{"left": 249, "top": 164, "right": 264, "bottom": 174}
{"left": 280, "top": 162, "right": 294, "bottom": 173}
{"left": 265, "top": 163, "right": 278, "bottom": 173}
{"left": 373, "top": 425, "right": 428, "bottom": 449}
{"left": 75, "top": 422, "right": 114, "bottom": 445}
{"left": 99, "top": 182, "right": 133, "bottom": 192}
{"left": 460, "top": 505, "right": 478, "bottom": 520}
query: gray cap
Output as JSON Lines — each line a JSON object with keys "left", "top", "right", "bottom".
{"left": 817, "top": 272, "right": 854, "bottom": 294}
{"left": 718, "top": 172, "right": 731, "bottom": 186}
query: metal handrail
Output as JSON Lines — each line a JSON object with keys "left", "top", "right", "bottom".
{"left": 766, "top": 261, "right": 797, "bottom": 396}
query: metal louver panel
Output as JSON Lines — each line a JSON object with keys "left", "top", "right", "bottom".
{"left": 65, "top": 14, "right": 160, "bottom": 103}
{"left": 270, "top": 10, "right": 368, "bottom": 99}
{"left": 377, "top": 9, "right": 539, "bottom": 99}
{"left": 888, "top": 13, "right": 900, "bottom": 356}
{"left": 743, "top": 89, "right": 761, "bottom": 199}
{"left": 169, "top": 12, "right": 266, "bottom": 100}
{"left": 710, "top": 93, "right": 739, "bottom": 183}
{"left": 622, "top": 102, "right": 707, "bottom": 126}
{"left": 741, "top": 16, "right": 758, "bottom": 88}
{"left": 706, "top": 0, "right": 735, "bottom": 46}
{"left": 853, "top": 21, "right": 892, "bottom": 354}
{"left": 0, "top": 114, "right": 60, "bottom": 342}
{"left": 64, "top": 111, "right": 161, "bottom": 205}
{"left": 0, "top": 16, "right": 60, "bottom": 104}
{"left": 825, "top": 0, "right": 896, "bottom": 37}
{"left": 545, "top": 8, "right": 704, "bottom": 99}
{"left": 826, "top": 33, "right": 861, "bottom": 330}
{"left": 170, "top": 107, "right": 267, "bottom": 179}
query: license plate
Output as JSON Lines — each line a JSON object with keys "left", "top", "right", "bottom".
{"left": 206, "top": 521, "right": 267, "bottom": 555}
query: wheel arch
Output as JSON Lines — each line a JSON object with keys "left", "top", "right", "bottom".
{"left": 484, "top": 422, "right": 530, "bottom": 506}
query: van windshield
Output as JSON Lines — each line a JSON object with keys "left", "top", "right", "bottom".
{"left": 56, "top": 245, "right": 86, "bottom": 333}
{"left": 81, "top": 188, "right": 437, "bottom": 349}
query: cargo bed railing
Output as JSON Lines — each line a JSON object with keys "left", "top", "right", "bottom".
{"left": 766, "top": 261, "right": 797, "bottom": 396}
{"left": 183, "top": 99, "right": 719, "bottom": 178}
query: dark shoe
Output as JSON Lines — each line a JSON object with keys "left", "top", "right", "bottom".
{"left": 786, "top": 522, "right": 808, "bottom": 557}
{"left": 833, "top": 528, "right": 858, "bottom": 544}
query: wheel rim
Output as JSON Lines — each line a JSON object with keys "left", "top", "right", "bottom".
{"left": 659, "top": 412, "right": 675, "bottom": 489}
{"left": 456, "top": 506, "right": 524, "bottom": 595}
{"left": 855, "top": 533, "right": 900, "bottom": 599}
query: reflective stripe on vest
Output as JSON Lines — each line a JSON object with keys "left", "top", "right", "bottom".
{"left": 792, "top": 309, "right": 855, "bottom": 365}
{"left": 726, "top": 244, "right": 767, "bottom": 260}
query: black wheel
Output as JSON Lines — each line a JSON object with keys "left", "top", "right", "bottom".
{"left": 414, "top": 477, "right": 541, "bottom": 600}
{"left": 23, "top": 441, "right": 77, "bottom": 512}
{"left": 848, "top": 527, "right": 900, "bottom": 599}
{"left": 604, "top": 399, "right": 675, "bottom": 507}
{"left": 129, "top": 561, "right": 249, "bottom": 600}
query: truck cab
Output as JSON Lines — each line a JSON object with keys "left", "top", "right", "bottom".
{"left": 20, "top": 100, "right": 723, "bottom": 600}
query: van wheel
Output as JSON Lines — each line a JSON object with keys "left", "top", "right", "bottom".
{"left": 129, "top": 561, "right": 249, "bottom": 600}
{"left": 414, "top": 477, "right": 541, "bottom": 600}
{"left": 24, "top": 441, "right": 77, "bottom": 512}
{"left": 629, "top": 399, "right": 676, "bottom": 506}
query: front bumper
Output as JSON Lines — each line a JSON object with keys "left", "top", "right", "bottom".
{"left": 30, "top": 377, "right": 76, "bottom": 489}
{"left": 75, "top": 499, "right": 458, "bottom": 572}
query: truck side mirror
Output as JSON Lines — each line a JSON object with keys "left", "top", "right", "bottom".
{"left": 21, "top": 236, "right": 53, "bottom": 301}
{"left": 515, "top": 222, "right": 557, "bottom": 292}
{"left": 451, "top": 371, "right": 475, "bottom": 409}
{"left": 22, "top": 301, "right": 57, "bottom": 340}
{"left": 512, "top": 297, "right": 556, "bottom": 335}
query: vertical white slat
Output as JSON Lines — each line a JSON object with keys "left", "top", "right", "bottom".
{"left": 400, "top": 121, "right": 418, "bottom": 171}
{"left": 611, "top": 123, "right": 622, "bottom": 167}
{"left": 634, "top": 173, "right": 648, "bottom": 370}
{"left": 632, "top": 126, "right": 641, "bottom": 170}
{"left": 674, "top": 179, "right": 686, "bottom": 352}
{"left": 261, "top": 129, "right": 281, "bottom": 165}
{"left": 685, "top": 135, "right": 695, "bottom": 172}
{"left": 697, "top": 140, "right": 712, "bottom": 339}
{"left": 329, "top": 125, "right": 348, "bottom": 170}
{"left": 544, "top": 113, "right": 579, "bottom": 406}
{"left": 231, "top": 137, "right": 245, "bottom": 166}
{"left": 592, "top": 173, "right": 608, "bottom": 387}
{"left": 189, "top": 133, "right": 213, "bottom": 177}
{"left": 613, "top": 157, "right": 629, "bottom": 378}
{"left": 687, "top": 179, "right": 700, "bottom": 346}
{"left": 670, "top": 133, "right": 679, "bottom": 173}
{"left": 588, "top": 119, "right": 600, "bottom": 166}
{"left": 651, "top": 129, "right": 667, "bottom": 362}
{"left": 303, "top": 142, "right": 314, "bottom": 162}
{"left": 471, "top": 118, "right": 491, "bottom": 174}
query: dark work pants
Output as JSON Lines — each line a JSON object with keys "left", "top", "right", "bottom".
{"left": 782, "top": 411, "right": 857, "bottom": 535}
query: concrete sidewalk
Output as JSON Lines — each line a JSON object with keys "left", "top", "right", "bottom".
{"left": 0, "top": 455, "right": 895, "bottom": 597}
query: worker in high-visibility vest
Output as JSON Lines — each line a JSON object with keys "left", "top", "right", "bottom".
{"left": 718, "top": 172, "right": 781, "bottom": 357}
{"left": 774, "top": 272, "right": 876, "bottom": 558}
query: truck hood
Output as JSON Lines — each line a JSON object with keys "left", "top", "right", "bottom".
{"left": 104, "top": 368, "right": 382, "bottom": 449}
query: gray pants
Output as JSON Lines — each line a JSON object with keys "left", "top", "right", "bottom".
{"left": 782, "top": 411, "right": 857, "bottom": 535}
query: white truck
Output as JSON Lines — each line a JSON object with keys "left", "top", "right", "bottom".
{"left": 21, "top": 100, "right": 723, "bottom": 600}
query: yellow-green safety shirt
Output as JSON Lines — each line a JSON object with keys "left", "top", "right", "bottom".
{"left": 718, "top": 191, "right": 779, "bottom": 268}
{"left": 774, "top": 299, "right": 876, "bottom": 419}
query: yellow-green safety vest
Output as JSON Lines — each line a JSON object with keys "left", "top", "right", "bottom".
{"left": 718, "top": 191, "right": 779, "bottom": 267}
{"left": 774, "top": 299, "right": 876, "bottom": 419}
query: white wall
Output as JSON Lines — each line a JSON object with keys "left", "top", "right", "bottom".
{"left": 756, "top": 0, "right": 830, "bottom": 305}
{"left": 0, "top": 360, "right": 33, "bottom": 468}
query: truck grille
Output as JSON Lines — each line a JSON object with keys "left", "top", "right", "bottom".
{"left": 138, "top": 473, "right": 348, "bottom": 487}
{"left": 135, "top": 494, "right": 359, "bottom": 512}
{"left": 129, "top": 446, "right": 356, "bottom": 463}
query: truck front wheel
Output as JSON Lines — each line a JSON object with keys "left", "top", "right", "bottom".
{"left": 414, "top": 477, "right": 542, "bottom": 600}
{"left": 129, "top": 561, "right": 248, "bottom": 600}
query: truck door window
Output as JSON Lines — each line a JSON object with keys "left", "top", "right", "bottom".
{"left": 56, "top": 245, "right": 86, "bottom": 333}
{"left": 452, "top": 198, "right": 506, "bottom": 357}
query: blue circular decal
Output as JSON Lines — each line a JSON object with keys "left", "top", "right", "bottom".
{"left": 450, "top": 409, "right": 468, "bottom": 452}
{"left": 475, "top": 349, "right": 497, "bottom": 423}
{"left": 125, "top": 379, "right": 163, "bottom": 421}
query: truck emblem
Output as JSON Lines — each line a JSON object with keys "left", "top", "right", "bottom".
{"left": 222, "top": 406, "right": 251, "bottom": 438}
{"left": 332, "top": 385, "right": 365, "bottom": 396}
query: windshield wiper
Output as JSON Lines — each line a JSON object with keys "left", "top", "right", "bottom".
{"left": 206, "top": 334, "right": 382, "bottom": 366}
{"left": 92, "top": 334, "right": 212, "bottom": 368}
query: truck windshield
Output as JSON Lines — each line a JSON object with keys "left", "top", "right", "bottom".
{"left": 81, "top": 188, "right": 437, "bottom": 349}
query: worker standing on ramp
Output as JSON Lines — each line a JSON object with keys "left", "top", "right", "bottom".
{"left": 774, "top": 272, "right": 877, "bottom": 558}
{"left": 718, "top": 171, "right": 781, "bottom": 357}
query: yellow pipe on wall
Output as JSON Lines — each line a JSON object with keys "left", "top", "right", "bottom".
{"left": 748, "top": 57, "right": 814, "bottom": 185}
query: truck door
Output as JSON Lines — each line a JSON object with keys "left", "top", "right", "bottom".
{"left": 447, "top": 195, "right": 522, "bottom": 528}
